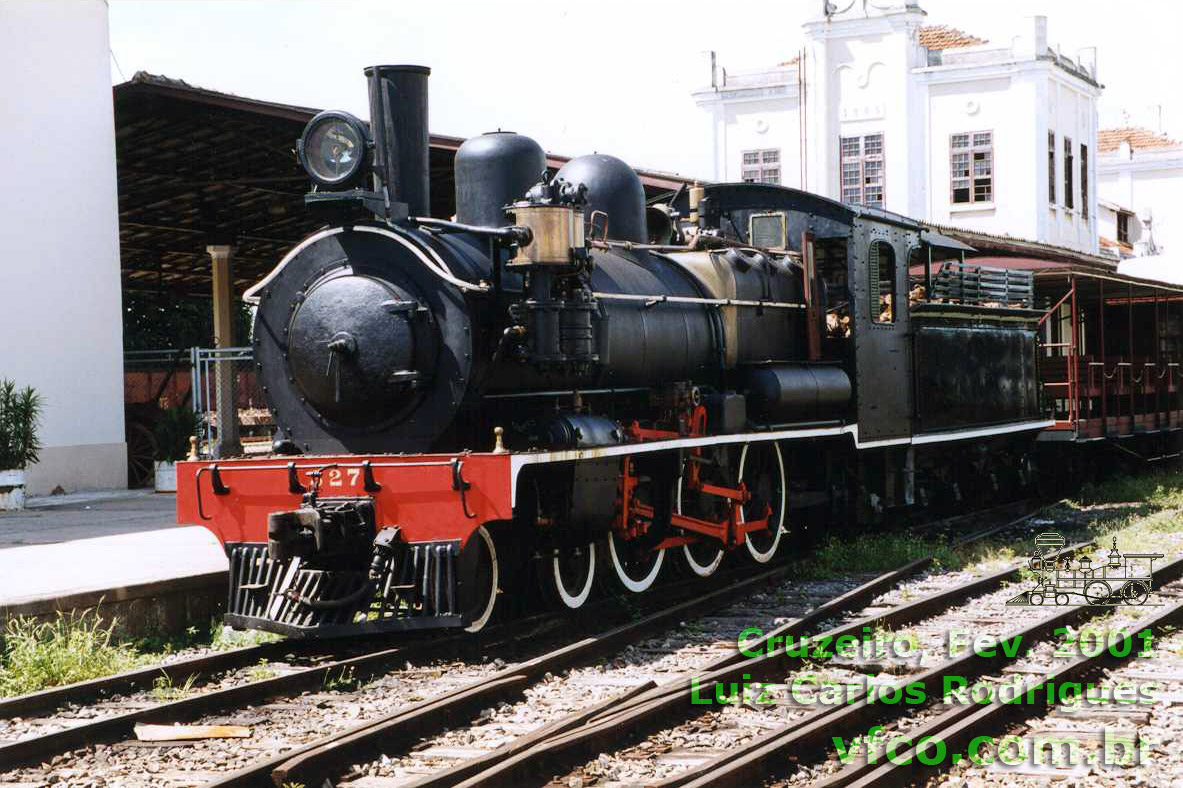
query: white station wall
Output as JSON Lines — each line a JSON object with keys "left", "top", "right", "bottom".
{"left": 1100, "top": 165, "right": 1183, "bottom": 256}
{"left": 0, "top": 1, "right": 127, "bottom": 493}
{"left": 926, "top": 77, "right": 1040, "bottom": 241}
{"left": 721, "top": 97, "right": 802, "bottom": 186}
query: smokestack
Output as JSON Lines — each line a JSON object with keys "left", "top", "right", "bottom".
{"left": 364, "top": 64, "right": 431, "bottom": 218}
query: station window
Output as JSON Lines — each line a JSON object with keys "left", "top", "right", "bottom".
{"left": 1048, "top": 131, "right": 1057, "bottom": 205}
{"left": 742, "top": 149, "right": 781, "bottom": 184}
{"left": 1117, "top": 212, "right": 1130, "bottom": 243}
{"left": 868, "top": 240, "right": 896, "bottom": 324}
{"left": 1064, "top": 136, "right": 1075, "bottom": 210}
{"left": 951, "top": 131, "right": 993, "bottom": 204}
{"left": 1081, "top": 143, "right": 1089, "bottom": 223}
{"left": 840, "top": 133, "right": 884, "bottom": 208}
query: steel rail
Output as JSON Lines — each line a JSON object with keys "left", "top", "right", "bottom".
{"left": 270, "top": 518, "right": 1051, "bottom": 788}
{"left": 906, "top": 500, "right": 1034, "bottom": 538}
{"left": 841, "top": 593, "right": 1183, "bottom": 788}
{"left": 673, "top": 552, "right": 1183, "bottom": 788}
{"left": 0, "top": 623, "right": 472, "bottom": 720}
{"left": 0, "top": 558, "right": 747, "bottom": 774}
{"left": 260, "top": 564, "right": 792, "bottom": 788}
{"left": 442, "top": 541, "right": 1097, "bottom": 788}
{"left": 0, "top": 626, "right": 494, "bottom": 771}
{"left": 370, "top": 553, "right": 939, "bottom": 788}
{"left": 0, "top": 640, "right": 301, "bottom": 720}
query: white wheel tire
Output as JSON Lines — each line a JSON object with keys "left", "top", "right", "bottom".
{"left": 551, "top": 543, "right": 596, "bottom": 609}
{"left": 739, "top": 442, "right": 786, "bottom": 564}
{"left": 681, "top": 542, "right": 725, "bottom": 577}
{"left": 463, "top": 526, "right": 499, "bottom": 633}
{"left": 607, "top": 530, "right": 665, "bottom": 593}
{"left": 676, "top": 476, "right": 725, "bottom": 577}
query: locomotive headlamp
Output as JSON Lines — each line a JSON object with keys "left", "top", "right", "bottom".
{"left": 298, "top": 111, "right": 369, "bottom": 188}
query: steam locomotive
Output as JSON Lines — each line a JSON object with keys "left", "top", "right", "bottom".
{"left": 177, "top": 65, "right": 1049, "bottom": 637}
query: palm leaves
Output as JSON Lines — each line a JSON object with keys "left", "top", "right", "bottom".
{"left": 0, "top": 379, "right": 43, "bottom": 470}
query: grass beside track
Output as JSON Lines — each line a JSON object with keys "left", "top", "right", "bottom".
{"left": 0, "top": 610, "right": 281, "bottom": 697}
{"left": 798, "top": 465, "right": 1183, "bottom": 579}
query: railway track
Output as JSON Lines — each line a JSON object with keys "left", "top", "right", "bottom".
{"left": 815, "top": 589, "right": 1183, "bottom": 788}
{"left": 398, "top": 538, "right": 1099, "bottom": 788}
{"left": 0, "top": 505, "right": 1059, "bottom": 787}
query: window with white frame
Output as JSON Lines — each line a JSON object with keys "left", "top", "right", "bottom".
{"left": 840, "top": 133, "right": 884, "bottom": 208}
{"left": 950, "top": 131, "right": 993, "bottom": 204}
{"left": 1081, "top": 143, "right": 1089, "bottom": 223}
{"left": 742, "top": 149, "right": 781, "bottom": 184}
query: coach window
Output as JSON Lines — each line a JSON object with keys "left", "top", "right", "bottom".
{"left": 869, "top": 241, "right": 896, "bottom": 324}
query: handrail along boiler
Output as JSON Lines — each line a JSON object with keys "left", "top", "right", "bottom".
{"left": 177, "top": 65, "right": 1051, "bottom": 638}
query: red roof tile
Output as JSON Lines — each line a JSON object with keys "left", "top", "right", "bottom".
{"left": 1098, "top": 127, "right": 1182, "bottom": 153}
{"left": 918, "top": 25, "right": 987, "bottom": 51}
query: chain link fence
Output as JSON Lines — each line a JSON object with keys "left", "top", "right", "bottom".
{"left": 190, "top": 346, "right": 271, "bottom": 458}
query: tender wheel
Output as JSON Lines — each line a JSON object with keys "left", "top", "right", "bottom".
{"left": 606, "top": 529, "right": 665, "bottom": 593}
{"left": 1055, "top": 593, "right": 1070, "bottom": 606}
{"left": 738, "top": 442, "right": 787, "bottom": 563}
{"left": 1029, "top": 592, "right": 1043, "bottom": 606}
{"left": 547, "top": 542, "right": 597, "bottom": 609}
{"left": 1123, "top": 581, "right": 1149, "bottom": 606}
{"left": 461, "top": 526, "right": 499, "bottom": 632}
{"left": 1084, "top": 580, "right": 1111, "bottom": 606}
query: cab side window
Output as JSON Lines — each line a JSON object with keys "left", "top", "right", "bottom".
{"left": 869, "top": 241, "right": 896, "bottom": 324}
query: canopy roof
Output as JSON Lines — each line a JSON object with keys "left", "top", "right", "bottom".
{"left": 115, "top": 72, "right": 693, "bottom": 295}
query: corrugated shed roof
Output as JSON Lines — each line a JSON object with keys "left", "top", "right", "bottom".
{"left": 112, "top": 72, "right": 696, "bottom": 293}
{"left": 918, "top": 25, "right": 987, "bottom": 51}
{"left": 121, "top": 71, "right": 693, "bottom": 190}
{"left": 1098, "top": 127, "right": 1182, "bottom": 153}
{"left": 927, "top": 222, "right": 1117, "bottom": 271}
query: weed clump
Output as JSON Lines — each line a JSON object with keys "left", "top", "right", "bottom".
{"left": 0, "top": 610, "right": 138, "bottom": 696}
{"left": 798, "top": 533, "right": 963, "bottom": 579}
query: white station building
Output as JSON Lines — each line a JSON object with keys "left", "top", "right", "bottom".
{"left": 0, "top": 1, "right": 127, "bottom": 494}
{"left": 692, "top": 2, "right": 1102, "bottom": 255}
{"left": 1098, "top": 126, "right": 1183, "bottom": 257}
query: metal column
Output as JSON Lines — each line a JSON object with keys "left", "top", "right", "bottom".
{"left": 1099, "top": 279, "right": 1107, "bottom": 436}
{"left": 208, "top": 244, "right": 242, "bottom": 458}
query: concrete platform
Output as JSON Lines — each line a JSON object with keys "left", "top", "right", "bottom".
{"left": 0, "top": 492, "right": 229, "bottom": 639}
{"left": 0, "top": 489, "right": 179, "bottom": 547}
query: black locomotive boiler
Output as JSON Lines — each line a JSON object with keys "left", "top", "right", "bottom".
{"left": 178, "top": 64, "right": 1049, "bottom": 637}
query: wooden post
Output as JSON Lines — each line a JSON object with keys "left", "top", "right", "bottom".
{"left": 207, "top": 244, "right": 242, "bottom": 458}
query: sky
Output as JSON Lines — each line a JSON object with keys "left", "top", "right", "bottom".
{"left": 108, "top": 0, "right": 1183, "bottom": 181}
